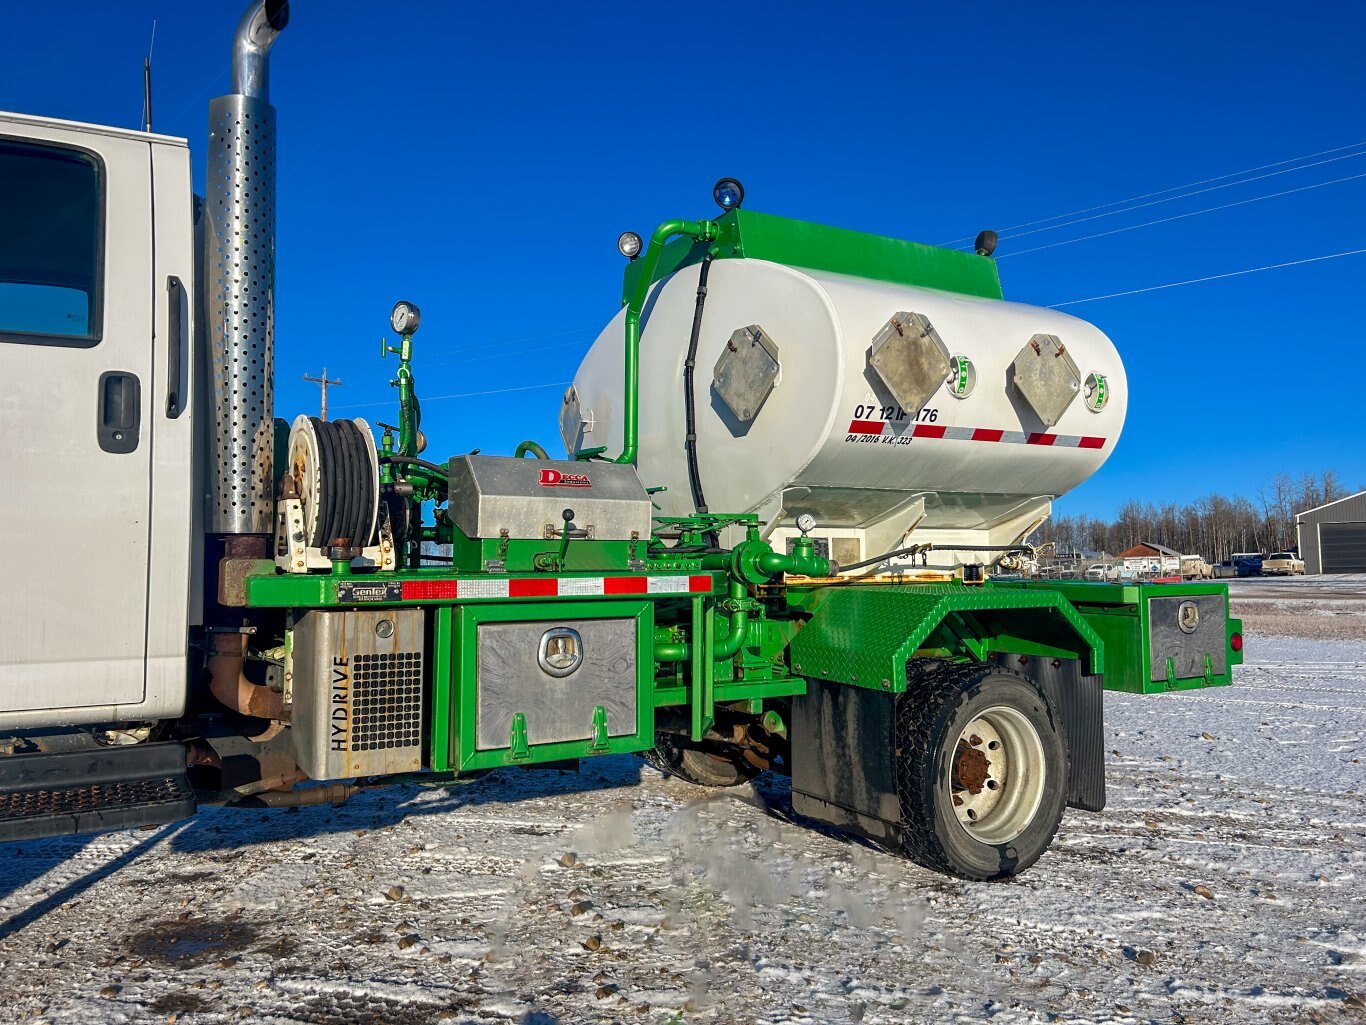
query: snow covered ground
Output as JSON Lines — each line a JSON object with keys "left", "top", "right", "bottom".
{"left": 1, "top": 581, "right": 1363, "bottom": 1025}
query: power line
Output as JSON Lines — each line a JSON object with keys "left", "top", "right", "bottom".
{"left": 936, "top": 138, "right": 1366, "bottom": 247}
{"left": 1049, "top": 247, "right": 1366, "bottom": 308}
{"left": 423, "top": 336, "right": 593, "bottom": 371}
{"left": 419, "top": 322, "right": 601, "bottom": 363}
{"left": 333, "top": 380, "right": 572, "bottom": 411}
{"left": 992, "top": 149, "right": 1366, "bottom": 247}
{"left": 999, "top": 168, "right": 1366, "bottom": 259}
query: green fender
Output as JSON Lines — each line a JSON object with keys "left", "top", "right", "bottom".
{"left": 786, "top": 584, "right": 1105, "bottom": 693}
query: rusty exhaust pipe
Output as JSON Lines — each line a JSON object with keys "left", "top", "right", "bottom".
{"left": 207, "top": 632, "right": 287, "bottom": 725}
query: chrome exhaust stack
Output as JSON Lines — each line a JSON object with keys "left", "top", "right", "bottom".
{"left": 206, "top": 0, "right": 290, "bottom": 533}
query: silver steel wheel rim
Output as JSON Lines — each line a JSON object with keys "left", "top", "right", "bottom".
{"left": 947, "top": 705, "right": 1047, "bottom": 845}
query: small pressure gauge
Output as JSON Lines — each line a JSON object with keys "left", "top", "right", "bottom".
{"left": 796, "top": 513, "right": 817, "bottom": 536}
{"left": 390, "top": 300, "right": 421, "bottom": 336}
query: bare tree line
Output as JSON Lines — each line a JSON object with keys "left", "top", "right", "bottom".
{"left": 1030, "top": 470, "right": 1356, "bottom": 562}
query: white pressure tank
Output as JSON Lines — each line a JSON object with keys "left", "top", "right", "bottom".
{"left": 562, "top": 255, "right": 1126, "bottom": 569}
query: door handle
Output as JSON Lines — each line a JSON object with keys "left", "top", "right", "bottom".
{"left": 166, "top": 275, "right": 185, "bottom": 418}
{"left": 97, "top": 371, "right": 141, "bottom": 454}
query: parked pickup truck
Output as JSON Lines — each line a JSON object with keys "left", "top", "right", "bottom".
{"left": 1262, "top": 552, "right": 1306, "bottom": 576}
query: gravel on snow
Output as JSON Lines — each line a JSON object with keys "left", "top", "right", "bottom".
{"left": 1, "top": 583, "right": 1363, "bottom": 1025}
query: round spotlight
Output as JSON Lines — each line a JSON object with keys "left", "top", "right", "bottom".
{"left": 617, "top": 230, "right": 643, "bottom": 260}
{"left": 713, "top": 177, "right": 745, "bottom": 211}
{"left": 390, "top": 300, "right": 421, "bottom": 336}
{"left": 974, "top": 230, "right": 998, "bottom": 258}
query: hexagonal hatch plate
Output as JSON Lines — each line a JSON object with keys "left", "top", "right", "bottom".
{"left": 1010, "top": 333, "right": 1081, "bottom": 427}
{"left": 713, "top": 324, "right": 780, "bottom": 423}
{"left": 868, "top": 312, "right": 951, "bottom": 416}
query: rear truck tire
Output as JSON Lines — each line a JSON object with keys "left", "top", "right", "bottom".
{"left": 896, "top": 661, "right": 1068, "bottom": 881}
{"left": 644, "top": 734, "right": 759, "bottom": 788}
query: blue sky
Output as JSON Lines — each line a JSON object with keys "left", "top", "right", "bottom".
{"left": 7, "top": 1, "right": 1365, "bottom": 518}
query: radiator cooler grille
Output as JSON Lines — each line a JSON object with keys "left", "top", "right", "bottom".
{"left": 351, "top": 652, "right": 423, "bottom": 752}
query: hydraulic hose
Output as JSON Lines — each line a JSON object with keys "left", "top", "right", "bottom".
{"left": 683, "top": 253, "right": 714, "bottom": 513}
{"left": 380, "top": 455, "right": 449, "bottom": 479}
{"left": 837, "top": 543, "right": 1030, "bottom": 574}
{"left": 514, "top": 440, "right": 549, "bottom": 459}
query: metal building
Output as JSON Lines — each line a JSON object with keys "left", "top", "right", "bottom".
{"left": 1295, "top": 491, "right": 1366, "bottom": 574}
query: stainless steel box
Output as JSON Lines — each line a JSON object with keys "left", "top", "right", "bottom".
{"left": 475, "top": 617, "right": 637, "bottom": 751}
{"left": 444, "top": 455, "right": 652, "bottom": 541}
{"left": 292, "top": 609, "right": 425, "bottom": 779}
{"left": 1148, "top": 595, "right": 1227, "bottom": 683}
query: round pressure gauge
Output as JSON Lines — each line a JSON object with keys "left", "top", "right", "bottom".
{"left": 796, "top": 513, "right": 817, "bottom": 535}
{"left": 390, "top": 300, "right": 421, "bottom": 336}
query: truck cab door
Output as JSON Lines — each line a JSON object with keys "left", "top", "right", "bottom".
{"left": 0, "top": 119, "right": 161, "bottom": 725}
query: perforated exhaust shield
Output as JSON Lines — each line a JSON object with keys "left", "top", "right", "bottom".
{"left": 206, "top": 94, "right": 277, "bottom": 532}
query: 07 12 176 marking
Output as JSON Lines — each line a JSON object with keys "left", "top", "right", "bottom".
{"left": 846, "top": 405, "right": 939, "bottom": 443}
{"left": 851, "top": 403, "right": 940, "bottom": 423}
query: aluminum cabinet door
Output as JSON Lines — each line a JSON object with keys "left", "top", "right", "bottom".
{"left": 0, "top": 117, "right": 155, "bottom": 725}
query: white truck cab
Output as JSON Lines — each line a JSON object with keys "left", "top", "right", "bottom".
{"left": 0, "top": 114, "right": 198, "bottom": 730}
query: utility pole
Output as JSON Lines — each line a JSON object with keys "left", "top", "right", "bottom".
{"left": 302, "top": 369, "right": 342, "bottom": 420}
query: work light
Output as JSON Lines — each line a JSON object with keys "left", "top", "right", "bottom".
{"left": 617, "top": 231, "right": 642, "bottom": 260}
{"left": 713, "top": 177, "right": 745, "bottom": 211}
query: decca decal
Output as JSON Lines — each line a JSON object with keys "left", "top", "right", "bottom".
{"left": 538, "top": 468, "right": 592, "bottom": 488}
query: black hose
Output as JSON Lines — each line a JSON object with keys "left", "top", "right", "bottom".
{"left": 837, "top": 543, "right": 1030, "bottom": 574}
{"left": 338, "top": 419, "right": 373, "bottom": 545}
{"left": 381, "top": 455, "right": 450, "bottom": 479}
{"left": 334, "top": 419, "right": 360, "bottom": 546}
{"left": 683, "top": 253, "right": 714, "bottom": 515}
{"left": 309, "top": 416, "right": 338, "bottom": 547}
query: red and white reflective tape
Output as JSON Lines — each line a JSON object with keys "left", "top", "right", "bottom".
{"left": 400, "top": 575, "right": 712, "bottom": 602}
{"left": 848, "top": 420, "right": 1105, "bottom": 449}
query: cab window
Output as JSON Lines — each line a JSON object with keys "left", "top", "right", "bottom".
{"left": 0, "top": 139, "right": 103, "bottom": 345}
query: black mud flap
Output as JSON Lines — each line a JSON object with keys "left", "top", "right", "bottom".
{"left": 1023, "top": 656, "right": 1106, "bottom": 813}
{"left": 0, "top": 741, "right": 196, "bottom": 843}
{"left": 790, "top": 679, "right": 903, "bottom": 846}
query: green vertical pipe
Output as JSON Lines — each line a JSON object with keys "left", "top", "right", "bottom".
{"left": 615, "top": 219, "right": 719, "bottom": 465}
{"left": 431, "top": 605, "right": 454, "bottom": 772}
{"left": 653, "top": 578, "right": 749, "bottom": 662}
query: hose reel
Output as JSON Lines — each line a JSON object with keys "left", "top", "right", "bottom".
{"left": 274, "top": 416, "right": 395, "bottom": 572}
